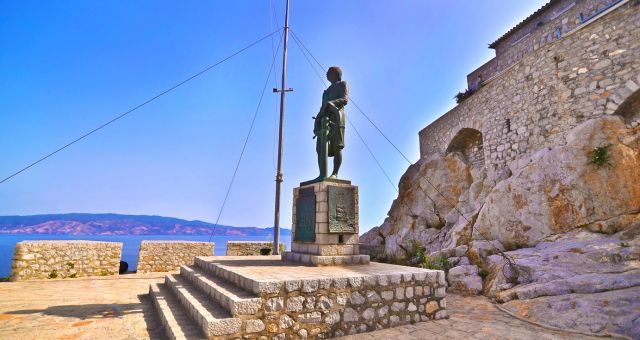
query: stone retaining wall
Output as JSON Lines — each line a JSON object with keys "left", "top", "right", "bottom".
{"left": 225, "top": 241, "right": 284, "bottom": 256}
{"left": 10, "top": 240, "right": 122, "bottom": 281}
{"left": 136, "top": 241, "right": 213, "bottom": 273}
{"left": 259, "top": 272, "right": 447, "bottom": 338}
{"left": 193, "top": 257, "right": 448, "bottom": 338}
{"left": 420, "top": 3, "right": 640, "bottom": 173}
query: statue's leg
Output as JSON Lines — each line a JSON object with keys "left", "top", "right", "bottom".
{"left": 330, "top": 149, "right": 342, "bottom": 178}
{"left": 317, "top": 139, "right": 327, "bottom": 179}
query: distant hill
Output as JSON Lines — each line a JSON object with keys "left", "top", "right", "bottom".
{"left": 0, "top": 213, "right": 291, "bottom": 236}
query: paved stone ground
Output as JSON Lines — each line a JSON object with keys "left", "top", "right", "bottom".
{"left": 348, "top": 294, "right": 608, "bottom": 340}
{"left": 0, "top": 273, "right": 166, "bottom": 340}
{"left": 0, "top": 273, "right": 609, "bottom": 340}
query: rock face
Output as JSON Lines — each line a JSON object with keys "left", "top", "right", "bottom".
{"left": 366, "top": 152, "right": 475, "bottom": 258}
{"left": 447, "top": 265, "right": 483, "bottom": 295}
{"left": 474, "top": 116, "right": 640, "bottom": 247}
{"left": 360, "top": 116, "right": 640, "bottom": 338}
{"left": 485, "top": 229, "right": 640, "bottom": 337}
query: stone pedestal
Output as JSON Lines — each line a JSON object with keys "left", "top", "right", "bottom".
{"left": 282, "top": 179, "right": 370, "bottom": 266}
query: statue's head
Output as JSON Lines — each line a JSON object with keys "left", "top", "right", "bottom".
{"left": 326, "top": 66, "right": 342, "bottom": 83}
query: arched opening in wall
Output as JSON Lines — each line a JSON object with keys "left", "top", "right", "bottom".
{"left": 445, "top": 128, "right": 485, "bottom": 170}
{"left": 613, "top": 89, "right": 640, "bottom": 127}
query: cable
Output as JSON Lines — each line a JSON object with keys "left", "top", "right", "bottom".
{"left": 208, "top": 34, "right": 283, "bottom": 242}
{"left": 0, "top": 29, "right": 282, "bottom": 185}
{"left": 290, "top": 32, "right": 420, "bottom": 218}
{"left": 290, "top": 29, "right": 413, "bottom": 164}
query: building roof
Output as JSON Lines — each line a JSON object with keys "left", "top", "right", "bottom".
{"left": 489, "top": 0, "right": 560, "bottom": 49}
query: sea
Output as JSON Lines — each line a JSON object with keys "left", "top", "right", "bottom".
{"left": 0, "top": 234, "right": 292, "bottom": 278}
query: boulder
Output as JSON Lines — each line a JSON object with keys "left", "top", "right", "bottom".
{"left": 447, "top": 265, "right": 483, "bottom": 295}
{"left": 501, "top": 286, "right": 640, "bottom": 338}
{"left": 474, "top": 116, "right": 640, "bottom": 247}
{"left": 362, "top": 153, "right": 475, "bottom": 257}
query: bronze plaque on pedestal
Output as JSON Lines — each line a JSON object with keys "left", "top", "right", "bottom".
{"left": 328, "top": 186, "right": 357, "bottom": 234}
{"left": 295, "top": 187, "right": 316, "bottom": 242}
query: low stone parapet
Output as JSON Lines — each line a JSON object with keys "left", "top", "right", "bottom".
{"left": 137, "top": 241, "right": 214, "bottom": 273}
{"left": 10, "top": 240, "right": 122, "bottom": 281}
{"left": 225, "top": 241, "right": 284, "bottom": 256}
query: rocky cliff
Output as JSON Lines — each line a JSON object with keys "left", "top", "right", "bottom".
{"left": 361, "top": 116, "right": 640, "bottom": 338}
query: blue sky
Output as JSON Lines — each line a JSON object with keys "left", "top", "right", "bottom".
{"left": 0, "top": 1, "right": 546, "bottom": 233}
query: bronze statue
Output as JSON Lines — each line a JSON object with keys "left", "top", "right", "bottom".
{"left": 313, "top": 66, "right": 348, "bottom": 180}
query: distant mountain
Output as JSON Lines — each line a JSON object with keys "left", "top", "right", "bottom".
{"left": 0, "top": 213, "right": 291, "bottom": 236}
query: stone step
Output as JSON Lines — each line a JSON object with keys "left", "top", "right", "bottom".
{"left": 194, "top": 257, "right": 258, "bottom": 294}
{"left": 164, "top": 274, "right": 242, "bottom": 338}
{"left": 149, "top": 282, "right": 207, "bottom": 340}
{"left": 180, "top": 264, "right": 262, "bottom": 316}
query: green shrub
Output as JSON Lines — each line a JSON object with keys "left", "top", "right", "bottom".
{"left": 454, "top": 88, "right": 477, "bottom": 104}
{"left": 588, "top": 144, "right": 613, "bottom": 169}
{"left": 369, "top": 248, "right": 387, "bottom": 263}
{"left": 0, "top": 276, "right": 10, "bottom": 282}
{"left": 503, "top": 240, "right": 528, "bottom": 251}
{"left": 405, "top": 240, "right": 427, "bottom": 267}
{"left": 69, "top": 273, "right": 78, "bottom": 278}
{"left": 421, "top": 252, "right": 451, "bottom": 273}
{"left": 267, "top": 242, "right": 286, "bottom": 254}
{"left": 48, "top": 270, "right": 58, "bottom": 279}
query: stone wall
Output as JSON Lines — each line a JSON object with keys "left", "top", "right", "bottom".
{"left": 226, "top": 241, "right": 285, "bottom": 256}
{"left": 10, "top": 240, "right": 122, "bottom": 281}
{"left": 137, "top": 241, "right": 213, "bottom": 273}
{"left": 468, "top": 0, "right": 623, "bottom": 88}
{"left": 420, "top": 2, "right": 640, "bottom": 173}
{"left": 193, "top": 257, "right": 448, "bottom": 338}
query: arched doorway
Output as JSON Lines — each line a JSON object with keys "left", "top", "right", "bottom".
{"left": 613, "top": 89, "right": 640, "bottom": 126}
{"left": 445, "top": 128, "right": 485, "bottom": 170}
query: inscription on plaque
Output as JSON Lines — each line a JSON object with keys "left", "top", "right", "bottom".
{"left": 328, "top": 186, "right": 357, "bottom": 234}
{"left": 295, "top": 187, "right": 316, "bottom": 242}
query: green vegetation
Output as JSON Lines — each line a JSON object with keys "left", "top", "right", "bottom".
{"left": 588, "top": 144, "right": 613, "bottom": 169}
{"left": 503, "top": 240, "right": 528, "bottom": 251}
{"left": 407, "top": 240, "right": 426, "bottom": 264}
{"left": 48, "top": 270, "right": 58, "bottom": 279}
{"left": 421, "top": 253, "right": 451, "bottom": 273}
{"left": 69, "top": 273, "right": 78, "bottom": 278}
{"left": 267, "top": 242, "right": 286, "bottom": 254}
{"left": 66, "top": 262, "right": 75, "bottom": 269}
{"left": 454, "top": 88, "right": 476, "bottom": 104}
{"left": 0, "top": 276, "right": 10, "bottom": 282}
{"left": 478, "top": 268, "right": 489, "bottom": 280}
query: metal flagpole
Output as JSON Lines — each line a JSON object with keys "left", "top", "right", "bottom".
{"left": 272, "top": 0, "right": 291, "bottom": 255}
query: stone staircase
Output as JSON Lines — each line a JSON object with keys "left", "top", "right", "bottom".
{"left": 149, "top": 260, "right": 264, "bottom": 339}
{"left": 149, "top": 256, "right": 448, "bottom": 339}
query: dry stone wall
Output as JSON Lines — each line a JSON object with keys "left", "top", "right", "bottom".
{"left": 421, "top": 2, "right": 640, "bottom": 173}
{"left": 226, "top": 241, "right": 284, "bottom": 256}
{"left": 10, "top": 240, "right": 122, "bottom": 281}
{"left": 137, "top": 241, "right": 213, "bottom": 273}
{"left": 258, "top": 273, "right": 448, "bottom": 338}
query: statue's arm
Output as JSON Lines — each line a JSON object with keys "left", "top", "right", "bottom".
{"left": 328, "top": 81, "right": 349, "bottom": 109}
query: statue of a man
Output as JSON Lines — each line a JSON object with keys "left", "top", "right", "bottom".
{"left": 314, "top": 66, "right": 348, "bottom": 180}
